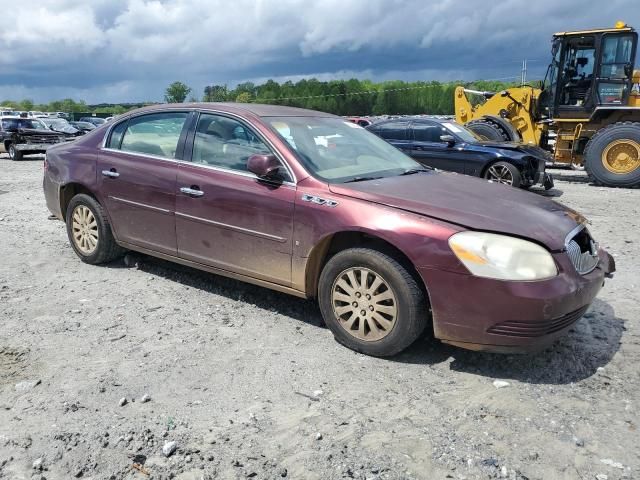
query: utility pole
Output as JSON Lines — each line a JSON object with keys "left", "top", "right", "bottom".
{"left": 521, "top": 59, "right": 528, "bottom": 85}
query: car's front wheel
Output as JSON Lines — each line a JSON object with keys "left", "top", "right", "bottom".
{"left": 318, "top": 248, "right": 428, "bottom": 357}
{"left": 484, "top": 161, "right": 522, "bottom": 188}
{"left": 8, "top": 144, "right": 22, "bottom": 161}
{"left": 65, "top": 193, "right": 124, "bottom": 264}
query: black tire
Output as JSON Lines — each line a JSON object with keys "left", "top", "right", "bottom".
{"left": 65, "top": 193, "right": 124, "bottom": 264}
{"left": 466, "top": 119, "right": 511, "bottom": 141}
{"left": 483, "top": 161, "right": 522, "bottom": 188}
{"left": 318, "top": 248, "right": 428, "bottom": 357}
{"left": 583, "top": 121, "right": 640, "bottom": 187}
{"left": 8, "top": 144, "right": 22, "bottom": 161}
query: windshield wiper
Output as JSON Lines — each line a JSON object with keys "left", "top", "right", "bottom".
{"left": 343, "top": 176, "right": 383, "bottom": 183}
{"left": 400, "top": 167, "right": 431, "bottom": 176}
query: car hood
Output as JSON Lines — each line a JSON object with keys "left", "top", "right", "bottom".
{"left": 52, "top": 126, "right": 80, "bottom": 135}
{"left": 473, "top": 141, "right": 552, "bottom": 159}
{"left": 328, "top": 171, "right": 583, "bottom": 251}
{"left": 18, "top": 128, "right": 61, "bottom": 136}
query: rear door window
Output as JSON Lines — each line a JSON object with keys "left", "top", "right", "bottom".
{"left": 376, "top": 121, "right": 409, "bottom": 141}
{"left": 118, "top": 112, "right": 188, "bottom": 159}
{"left": 412, "top": 122, "right": 447, "bottom": 142}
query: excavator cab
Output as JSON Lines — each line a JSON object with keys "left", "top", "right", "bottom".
{"left": 541, "top": 24, "right": 637, "bottom": 119}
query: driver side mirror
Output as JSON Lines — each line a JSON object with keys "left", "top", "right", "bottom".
{"left": 247, "top": 154, "right": 283, "bottom": 180}
{"left": 440, "top": 135, "right": 456, "bottom": 146}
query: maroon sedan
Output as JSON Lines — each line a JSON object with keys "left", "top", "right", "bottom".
{"left": 43, "top": 103, "right": 615, "bottom": 356}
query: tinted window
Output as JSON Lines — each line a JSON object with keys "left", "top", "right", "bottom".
{"left": 377, "top": 121, "right": 409, "bottom": 140}
{"left": 191, "top": 113, "right": 276, "bottom": 174}
{"left": 1, "top": 119, "right": 18, "bottom": 130}
{"left": 601, "top": 35, "right": 634, "bottom": 79}
{"left": 413, "top": 122, "right": 447, "bottom": 142}
{"left": 119, "top": 112, "right": 188, "bottom": 158}
{"left": 107, "top": 120, "right": 129, "bottom": 149}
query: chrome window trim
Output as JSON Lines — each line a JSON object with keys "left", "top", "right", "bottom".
{"left": 100, "top": 107, "right": 298, "bottom": 185}
{"left": 100, "top": 109, "right": 191, "bottom": 149}
{"left": 192, "top": 108, "right": 297, "bottom": 184}
{"left": 99, "top": 146, "right": 296, "bottom": 188}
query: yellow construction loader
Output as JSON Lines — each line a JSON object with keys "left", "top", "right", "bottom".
{"left": 455, "top": 22, "right": 640, "bottom": 187}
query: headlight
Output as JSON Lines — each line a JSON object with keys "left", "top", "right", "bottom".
{"left": 448, "top": 232, "right": 557, "bottom": 281}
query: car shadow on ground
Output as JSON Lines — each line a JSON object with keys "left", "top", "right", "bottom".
{"left": 110, "top": 254, "right": 623, "bottom": 385}
{"left": 533, "top": 187, "right": 563, "bottom": 198}
{"left": 396, "top": 298, "right": 624, "bottom": 385}
{"left": 109, "top": 253, "right": 326, "bottom": 329}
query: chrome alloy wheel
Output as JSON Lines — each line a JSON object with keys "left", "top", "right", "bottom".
{"left": 331, "top": 267, "right": 398, "bottom": 342}
{"left": 486, "top": 164, "right": 514, "bottom": 185}
{"left": 71, "top": 205, "right": 99, "bottom": 255}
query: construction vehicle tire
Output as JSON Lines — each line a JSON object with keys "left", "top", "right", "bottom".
{"left": 584, "top": 122, "right": 640, "bottom": 187}
{"left": 466, "top": 119, "right": 512, "bottom": 142}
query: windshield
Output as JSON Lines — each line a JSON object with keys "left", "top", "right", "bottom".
{"left": 2, "top": 118, "right": 48, "bottom": 130}
{"left": 47, "top": 119, "right": 68, "bottom": 128}
{"left": 266, "top": 116, "right": 421, "bottom": 183}
{"left": 441, "top": 121, "right": 481, "bottom": 143}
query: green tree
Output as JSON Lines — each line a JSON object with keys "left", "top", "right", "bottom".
{"left": 203, "top": 85, "right": 229, "bottom": 102}
{"left": 19, "top": 99, "right": 34, "bottom": 111}
{"left": 164, "top": 81, "right": 192, "bottom": 103}
{"left": 235, "top": 92, "right": 252, "bottom": 103}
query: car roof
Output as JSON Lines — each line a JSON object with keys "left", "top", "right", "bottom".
{"left": 120, "top": 102, "right": 338, "bottom": 118}
{"left": 372, "top": 117, "right": 453, "bottom": 126}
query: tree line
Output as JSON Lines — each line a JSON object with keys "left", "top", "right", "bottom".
{"left": 1, "top": 78, "right": 518, "bottom": 117}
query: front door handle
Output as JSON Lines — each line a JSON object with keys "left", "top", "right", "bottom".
{"left": 101, "top": 169, "right": 120, "bottom": 178}
{"left": 180, "top": 186, "right": 204, "bottom": 197}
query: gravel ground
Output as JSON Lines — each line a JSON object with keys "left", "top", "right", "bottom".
{"left": 0, "top": 155, "right": 639, "bottom": 480}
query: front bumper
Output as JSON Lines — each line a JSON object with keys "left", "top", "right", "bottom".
{"left": 14, "top": 143, "right": 58, "bottom": 152}
{"left": 418, "top": 248, "right": 615, "bottom": 353}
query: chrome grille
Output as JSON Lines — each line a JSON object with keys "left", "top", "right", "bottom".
{"left": 565, "top": 226, "right": 599, "bottom": 275}
{"left": 25, "top": 135, "right": 59, "bottom": 144}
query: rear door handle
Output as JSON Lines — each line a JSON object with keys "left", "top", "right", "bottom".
{"left": 180, "top": 186, "right": 204, "bottom": 197}
{"left": 101, "top": 169, "right": 120, "bottom": 178}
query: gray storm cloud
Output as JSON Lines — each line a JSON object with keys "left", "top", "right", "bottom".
{"left": 0, "top": 0, "right": 637, "bottom": 102}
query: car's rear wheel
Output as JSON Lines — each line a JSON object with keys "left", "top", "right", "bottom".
{"left": 318, "top": 248, "right": 428, "bottom": 357}
{"left": 65, "top": 194, "right": 124, "bottom": 264}
{"left": 8, "top": 144, "right": 22, "bottom": 161}
{"left": 484, "top": 161, "right": 522, "bottom": 188}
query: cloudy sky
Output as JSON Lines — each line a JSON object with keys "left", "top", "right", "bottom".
{"left": 0, "top": 0, "right": 638, "bottom": 104}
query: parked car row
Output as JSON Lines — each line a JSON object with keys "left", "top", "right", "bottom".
{"left": 42, "top": 103, "right": 614, "bottom": 357}
{"left": 0, "top": 116, "right": 71, "bottom": 160}
{"left": 366, "top": 117, "right": 554, "bottom": 189}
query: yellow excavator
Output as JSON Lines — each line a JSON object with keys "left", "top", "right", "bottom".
{"left": 455, "top": 22, "right": 640, "bottom": 187}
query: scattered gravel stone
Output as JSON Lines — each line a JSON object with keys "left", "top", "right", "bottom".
{"left": 574, "top": 437, "right": 584, "bottom": 447}
{"left": 162, "top": 441, "right": 177, "bottom": 457}
{"left": 15, "top": 380, "right": 41, "bottom": 392}
{"left": 596, "top": 475, "right": 609, "bottom": 480}
{"left": 32, "top": 457, "right": 44, "bottom": 470}
{"left": 140, "top": 393, "right": 151, "bottom": 403}
{"left": 280, "top": 467, "right": 288, "bottom": 477}
{"left": 315, "top": 432, "right": 323, "bottom": 440}
{"left": 118, "top": 397, "right": 128, "bottom": 407}
{"left": 493, "top": 380, "right": 511, "bottom": 389}
{"left": 600, "top": 459, "right": 624, "bottom": 469}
